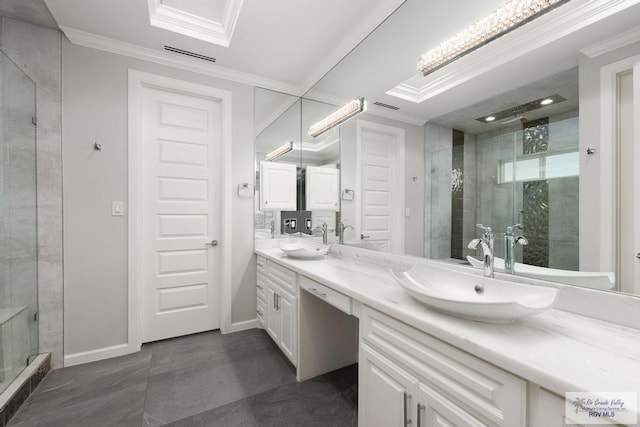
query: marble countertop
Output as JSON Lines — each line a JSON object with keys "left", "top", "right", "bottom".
{"left": 255, "top": 245, "right": 640, "bottom": 399}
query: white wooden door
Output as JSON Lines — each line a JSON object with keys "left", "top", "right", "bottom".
{"left": 357, "top": 121, "right": 404, "bottom": 253}
{"left": 359, "top": 343, "right": 418, "bottom": 427}
{"left": 141, "top": 85, "right": 221, "bottom": 342}
{"left": 618, "top": 64, "right": 640, "bottom": 294}
{"left": 634, "top": 62, "right": 640, "bottom": 294}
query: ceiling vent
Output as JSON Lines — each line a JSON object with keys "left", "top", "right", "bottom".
{"left": 163, "top": 46, "right": 217, "bottom": 63}
{"left": 373, "top": 101, "right": 400, "bottom": 110}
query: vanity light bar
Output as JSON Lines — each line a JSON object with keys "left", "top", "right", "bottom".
{"left": 417, "top": 0, "right": 570, "bottom": 76}
{"left": 265, "top": 141, "right": 294, "bottom": 161}
{"left": 308, "top": 97, "right": 366, "bottom": 138}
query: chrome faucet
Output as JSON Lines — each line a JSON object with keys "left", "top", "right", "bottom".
{"left": 268, "top": 220, "right": 275, "bottom": 239}
{"left": 313, "top": 222, "right": 328, "bottom": 245}
{"left": 504, "top": 224, "right": 528, "bottom": 274}
{"left": 468, "top": 224, "right": 495, "bottom": 278}
{"left": 338, "top": 221, "right": 353, "bottom": 244}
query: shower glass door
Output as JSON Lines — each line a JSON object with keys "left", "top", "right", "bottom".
{"left": 0, "top": 50, "right": 38, "bottom": 394}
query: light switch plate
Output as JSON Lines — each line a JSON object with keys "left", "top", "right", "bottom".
{"left": 112, "top": 201, "right": 124, "bottom": 216}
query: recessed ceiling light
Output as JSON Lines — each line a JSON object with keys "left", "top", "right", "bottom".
{"left": 485, "top": 116, "right": 496, "bottom": 122}
{"left": 540, "top": 98, "right": 554, "bottom": 105}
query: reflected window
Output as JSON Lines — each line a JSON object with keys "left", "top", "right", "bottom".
{"left": 498, "top": 150, "right": 579, "bottom": 183}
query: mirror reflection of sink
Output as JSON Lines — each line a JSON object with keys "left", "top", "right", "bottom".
{"left": 466, "top": 256, "right": 615, "bottom": 290}
{"left": 391, "top": 263, "right": 558, "bottom": 323}
{"left": 280, "top": 239, "right": 330, "bottom": 259}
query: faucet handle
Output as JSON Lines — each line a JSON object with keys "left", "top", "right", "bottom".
{"left": 476, "top": 224, "right": 492, "bottom": 233}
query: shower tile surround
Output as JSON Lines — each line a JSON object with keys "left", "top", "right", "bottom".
{"left": 0, "top": 17, "right": 64, "bottom": 368}
{"left": 426, "top": 113, "right": 579, "bottom": 269}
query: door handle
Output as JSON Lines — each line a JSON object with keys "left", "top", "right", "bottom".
{"left": 361, "top": 234, "right": 370, "bottom": 240}
{"left": 636, "top": 252, "right": 640, "bottom": 259}
{"left": 417, "top": 403, "right": 425, "bottom": 427}
{"left": 404, "top": 392, "right": 412, "bottom": 426}
{"left": 205, "top": 240, "right": 219, "bottom": 247}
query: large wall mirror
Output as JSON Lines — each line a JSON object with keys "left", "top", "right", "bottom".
{"left": 300, "top": 0, "right": 640, "bottom": 296}
{"left": 254, "top": 89, "right": 341, "bottom": 241}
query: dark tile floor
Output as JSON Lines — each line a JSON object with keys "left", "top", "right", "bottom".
{"left": 8, "top": 329, "right": 358, "bottom": 426}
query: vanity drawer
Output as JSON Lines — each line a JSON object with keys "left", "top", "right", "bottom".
{"left": 299, "top": 275, "right": 352, "bottom": 315}
{"left": 256, "top": 272, "right": 267, "bottom": 302}
{"left": 256, "top": 297, "right": 266, "bottom": 327}
{"left": 267, "top": 261, "right": 296, "bottom": 294}
{"left": 362, "top": 307, "right": 525, "bottom": 426}
{"left": 256, "top": 256, "right": 266, "bottom": 274}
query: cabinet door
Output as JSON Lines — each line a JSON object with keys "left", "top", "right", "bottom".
{"left": 278, "top": 289, "right": 297, "bottom": 366}
{"left": 306, "top": 166, "right": 339, "bottom": 211}
{"left": 416, "top": 382, "right": 490, "bottom": 427}
{"left": 528, "top": 385, "right": 567, "bottom": 427}
{"left": 260, "top": 161, "right": 297, "bottom": 211}
{"left": 265, "top": 284, "right": 280, "bottom": 342}
{"left": 360, "top": 343, "right": 418, "bottom": 427}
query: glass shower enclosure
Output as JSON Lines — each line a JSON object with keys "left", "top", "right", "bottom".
{"left": 0, "top": 50, "right": 39, "bottom": 394}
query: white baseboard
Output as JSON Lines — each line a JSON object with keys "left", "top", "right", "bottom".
{"left": 223, "top": 318, "right": 258, "bottom": 334}
{"left": 64, "top": 343, "right": 140, "bottom": 367}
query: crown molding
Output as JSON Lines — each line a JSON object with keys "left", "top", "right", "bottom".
{"left": 580, "top": 26, "right": 640, "bottom": 58}
{"left": 388, "top": 0, "right": 640, "bottom": 104}
{"left": 60, "top": 25, "right": 303, "bottom": 96}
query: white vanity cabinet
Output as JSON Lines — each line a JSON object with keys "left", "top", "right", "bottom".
{"left": 306, "top": 165, "right": 339, "bottom": 211}
{"left": 260, "top": 258, "right": 298, "bottom": 366}
{"left": 259, "top": 161, "right": 297, "bottom": 211}
{"left": 256, "top": 256, "right": 267, "bottom": 327}
{"left": 359, "top": 307, "right": 527, "bottom": 427}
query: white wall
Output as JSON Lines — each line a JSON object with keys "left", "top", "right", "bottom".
{"left": 62, "top": 42, "right": 256, "bottom": 359}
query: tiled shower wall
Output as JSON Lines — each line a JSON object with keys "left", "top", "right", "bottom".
{"left": 426, "top": 112, "right": 579, "bottom": 270}
{"left": 425, "top": 123, "right": 476, "bottom": 261}
{"left": 0, "top": 17, "right": 63, "bottom": 367}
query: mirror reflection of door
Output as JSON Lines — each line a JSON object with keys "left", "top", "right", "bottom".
{"left": 356, "top": 120, "right": 405, "bottom": 253}
{"left": 616, "top": 63, "right": 640, "bottom": 294}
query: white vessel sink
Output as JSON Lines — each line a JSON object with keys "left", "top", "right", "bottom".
{"left": 280, "top": 239, "right": 330, "bottom": 259}
{"left": 466, "top": 256, "right": 615, "bottom": 290}
{"left": 391, "top": 263, "right": 558, "bottom": 323}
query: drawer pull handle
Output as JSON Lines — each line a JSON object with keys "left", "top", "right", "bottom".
{"left": 417, "top": 403, "right": 425, "bottom": 427}
{"left": 257, "top": 284, "right": 263, "bottom": 290}
{"left": 404, "top": 392, "right": 412, "bottom": 426}
{"left": 256, "top": 309, "right": 263, "bottom": 316}
{"left": 308, "top": 287, "right": 327, "bottom": 298}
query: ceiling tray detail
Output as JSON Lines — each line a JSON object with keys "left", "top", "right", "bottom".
{"left": 148, "top": 0, "right": 244, "bottom": 47}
